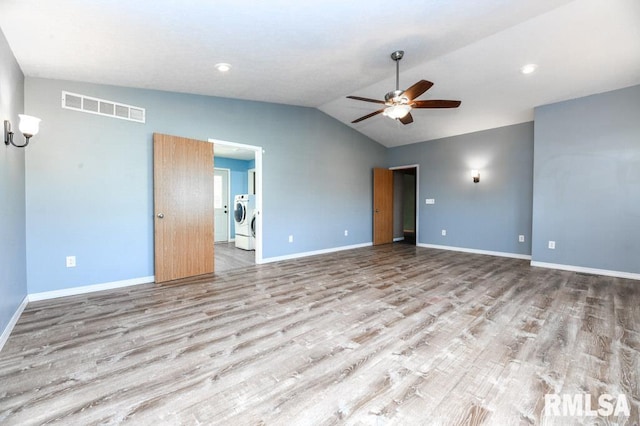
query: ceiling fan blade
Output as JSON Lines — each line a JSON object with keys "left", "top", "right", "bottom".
{"left": 346, "top": 95, "right": 386, "bottom": 104}
{"left": 412, "top": 100, "right": 461, "bottom": 108}
{"left": 351, "top": 109, "right": 384, "bottom": 123}
{"left": 403, "top": 80, "right": 434, "bottom": 101}
{"left": 399, "top": 113, "right": 413, "bottom": 125}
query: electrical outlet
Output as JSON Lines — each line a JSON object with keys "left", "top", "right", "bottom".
{"left": 344, "top": 230, "right": 348, "bottom": 236}
{"left": 288, "top": 235, "right": 293, "bottom": 243}
{"left": 548, "top": 240, "right": 556, "bottom": 249}
{"left": 519, "top": 235, "right": 525, "bottom": 243}
{"left": 425, "top": 199, "right": 435, "bottom": 205}
{"left": 66, "top": 256, "right": 76, "bottom": 268}
{"left": 441, "top": 229, "right": 447, "bottom": 236}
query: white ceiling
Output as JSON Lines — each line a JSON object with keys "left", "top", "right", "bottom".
{"left": 1, "top": 0, "right": 639, "bottom": 148}
{"left": 214, "top": 144, "right": 254, "bottom": 161}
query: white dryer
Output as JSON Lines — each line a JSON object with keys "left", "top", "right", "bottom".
{"left": 234, "top": 194, "right": 255, "bottom": 250}
{"left": 250, "top": 209, "right": 257, "bottom": 249}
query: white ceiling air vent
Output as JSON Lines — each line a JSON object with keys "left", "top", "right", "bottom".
{"left": 61, "top": 91, "right": 146, "bottom": 123}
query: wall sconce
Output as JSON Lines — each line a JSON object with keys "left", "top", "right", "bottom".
{"left": 471, "top": 169, "right": 480, "bottom": 183}
{"left": 4, "top": 114, "right": 41, "bottom": 148}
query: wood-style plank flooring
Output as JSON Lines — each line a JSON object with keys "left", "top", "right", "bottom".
{"left": 215, "top": 241, "right": 255, "bottom": 273}
{"left": 1, "top": 245, "right": 639, "bottom": 425}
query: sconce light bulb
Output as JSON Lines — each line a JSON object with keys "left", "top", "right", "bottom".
{"left": 4, "top": 115, "right": 41, "bottom": 148}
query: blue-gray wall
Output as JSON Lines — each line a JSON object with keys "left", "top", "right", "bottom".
{"left": 0, "top": 28, "right": 27, "bottom": 335}
{"left": 24, "top": 77, "right": 387, "bottom": 293}
{"left": 214, "top": 156, "right": 252, "bottom": 238}
{"left": 532, "top": 85, "right": 640, "bottom": 273}
{"left": 2, "top": 42, "right": 635, "bottom": 313}
{"left": 388, "top": 122, "right": 534, "bottom": 256}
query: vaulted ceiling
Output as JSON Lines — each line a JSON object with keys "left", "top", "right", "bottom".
{"left": 1, "top": 0, "right": 639, "bottom": 147}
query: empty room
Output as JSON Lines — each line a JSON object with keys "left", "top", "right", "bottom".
{"left": 1, "top": 1, "right": 639, "bottom": 424}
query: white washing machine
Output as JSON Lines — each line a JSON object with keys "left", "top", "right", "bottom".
{"left": 234, "top": 194, "right": 255, "bottom": 250}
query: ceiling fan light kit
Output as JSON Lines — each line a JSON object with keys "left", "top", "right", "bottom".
{"left": 383, "top": 104, "right": 411, "bottom": 119}
{"left": 347, "top": 50, "right": 461, "bottom": 125}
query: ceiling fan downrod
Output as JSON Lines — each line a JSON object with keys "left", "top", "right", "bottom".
{"left": 386, "top": 51, "right": 406, "bottom": 104}
{"left": 391, "top": 50, "right": 404, "bottom": 92}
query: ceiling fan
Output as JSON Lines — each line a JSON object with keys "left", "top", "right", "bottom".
{"left": 347, "top": 50, "right": 461, "bottom": 125}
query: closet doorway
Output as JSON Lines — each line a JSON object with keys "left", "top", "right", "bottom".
{"left": 391, "top": 165, "right": 418, "bottom": 245}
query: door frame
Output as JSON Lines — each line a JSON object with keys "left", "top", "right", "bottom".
{"left": 248, "top": 168, "right": 256, "bottom": 195}
{"left": 214, "top": 167, "right": 231, "bottom": 242}
{"left": 209, "top": 138, "right": 263, "bottom": 264}
{"left": 390, "top": 164, "right": 420, "bottom": 244}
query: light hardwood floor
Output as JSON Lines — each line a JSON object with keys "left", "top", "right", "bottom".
{"left": 1, "top": 245, "right": 638, "bottom": 425}
{"left": 215, "top": 241, "right": 255, "bottom": 273}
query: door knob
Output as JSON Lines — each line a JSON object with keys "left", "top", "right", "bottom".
{"left": 157, "top": 213, "right": 164, "bottom": 219}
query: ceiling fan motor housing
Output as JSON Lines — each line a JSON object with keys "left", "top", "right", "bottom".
{"left": 385, "top": 90, "right": 409, "bottom": 105}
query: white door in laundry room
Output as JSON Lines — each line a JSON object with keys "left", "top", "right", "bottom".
{"left": 214, "top": 168, "right": 229, "bottom": 242}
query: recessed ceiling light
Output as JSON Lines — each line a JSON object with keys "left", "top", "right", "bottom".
{"left": 215, "top": 63, "right": 232, "bottom": 73}
{"left": 520, "top": 64, "right": 538, "bottom": 75}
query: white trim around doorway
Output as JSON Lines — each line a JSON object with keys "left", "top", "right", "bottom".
{"left": 390, "top": 164, "right": 420, "bottom": 245}
{"left": 209, "top": 138, "right": 263, "bottom": 264}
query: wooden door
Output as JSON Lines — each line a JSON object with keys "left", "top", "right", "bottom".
{"left": 214, "top": 168, "right": 229, "bottom": 242}
{"left": 373, "top": 168, "right": 394, "bottom": 245}
{"left": 154, "top": 133, "right": 214, "bottom": 283}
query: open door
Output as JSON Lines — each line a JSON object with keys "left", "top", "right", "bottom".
{"left": 373, "top": 168, "right": 394, "bottom": 245}
{"left": 154, "top": 133, "right": 214, "bottom": 283}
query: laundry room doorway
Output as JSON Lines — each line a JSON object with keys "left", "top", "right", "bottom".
{"left": 211, "top": 138, "right": 263, "bottom": 269}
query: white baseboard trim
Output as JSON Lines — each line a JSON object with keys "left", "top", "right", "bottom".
{"left": 530, "top": 261, "right": 640, "bottom": 281}
{"left": 0, "top": 295, "right": 29, "bottom": 352}
{"left": 28, "top": 276, "right": 155, "bottom": 302}
{"left": 261, "top": 242, "right": 373, "bottom": 264}
{"left": 418, "top": 243, "right": 532, "bottom": 260}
